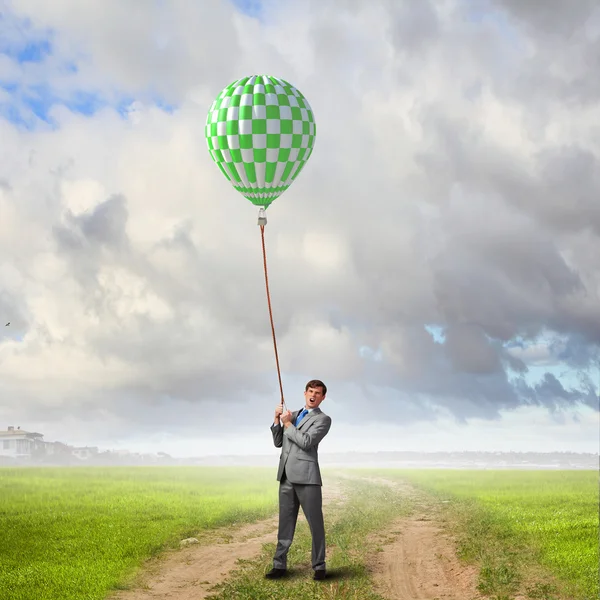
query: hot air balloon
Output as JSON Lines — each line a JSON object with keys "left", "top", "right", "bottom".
{"left": 205, "top": 75, "right": 316, "bottom": 223}
{"left": 205, "top": 75, "right": 317, "bottom": 410}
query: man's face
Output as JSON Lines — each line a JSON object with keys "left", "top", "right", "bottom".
{"left": 304, "top": 386, "right": 326, "bottom": 409}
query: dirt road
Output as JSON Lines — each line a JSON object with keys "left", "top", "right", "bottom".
{"left": 346, "top": 473, "right": 483, "bottom": 600}
{"left": 110, "top": 514, "right": 280, "bottom": 599}
{"left": 109, "top": 475, "right": 483, "bottom": 600}
{"left": 369, "top": 513, "right": 482, "bottom": 599}
{"left": 108, "top": 480, "right": 346, "bottom": 600}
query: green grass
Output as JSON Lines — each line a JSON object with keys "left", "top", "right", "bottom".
{"left": 206, "top": 474, "right": 414, "bottom": 599}
{"left": 0, "top": 466, "right": 280, "bottom": 600}
{"left": 3, "top": 466, "right": 597, "bottom": 600}
{"left": 360, "top": 469, "right": 598, "bottom": 600}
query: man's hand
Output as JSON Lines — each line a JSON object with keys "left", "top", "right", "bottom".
{"left": 273, "top": 402, "right": 284, "bottom": 425}
{"left": 281, "top": 410, "right": 293, "bottom": 428}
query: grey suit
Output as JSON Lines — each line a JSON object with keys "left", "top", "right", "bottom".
{"left": 270, "top": 407, "right": 332, "bottom": 571}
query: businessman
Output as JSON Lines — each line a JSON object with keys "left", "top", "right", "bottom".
{"left": 265, "top": 379, "right": 332, "bottom": 581}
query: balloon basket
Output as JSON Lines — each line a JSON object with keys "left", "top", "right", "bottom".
{"left": 257, "top": 207, "right": 267, "bottom": 226}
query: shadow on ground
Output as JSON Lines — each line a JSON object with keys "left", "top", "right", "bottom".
{"left": 280, "top": 565, "right": 361, "bottom": 581}
{"left": 323, "top": 566, "right": 362, "bottom": 580}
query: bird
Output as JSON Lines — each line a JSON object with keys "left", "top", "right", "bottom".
{"left": 4, "top": 322, "right": 9, "bottom": 326}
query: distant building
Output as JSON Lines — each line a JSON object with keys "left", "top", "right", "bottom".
{"left": 0, "top": 426, "right": 45, "bottom": 458}
{"left": 72, "top": 446, "right": 99, "bottom": 460}
{"left": 0, "top": 426, "right": 99, "bottom": 461}
{"left": 43, "top": 441, "right": 72, "bottom": 456}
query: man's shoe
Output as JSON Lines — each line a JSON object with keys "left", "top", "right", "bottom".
{"left": 313, "top": 569, "right": 327, "bottom": 581}
{"left": 265, "top": 567, "right": 287, "bottom": 579}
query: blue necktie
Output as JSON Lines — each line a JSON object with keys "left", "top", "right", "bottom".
{"left": 296, "top": 409, "right": 308, "bottom": 426}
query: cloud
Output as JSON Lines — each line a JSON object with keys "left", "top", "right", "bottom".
{"left": 0, "top": 0, "right": 598, "bottom": 452}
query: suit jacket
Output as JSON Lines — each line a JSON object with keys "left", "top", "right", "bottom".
{"left": 270, "top": 407, "right": 332, "bottom": 485}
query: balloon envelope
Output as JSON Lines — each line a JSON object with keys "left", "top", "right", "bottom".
{"left": 205, "top": 75, "right": 316, "bottom": 209}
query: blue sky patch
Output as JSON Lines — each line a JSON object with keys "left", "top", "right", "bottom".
{"left": 0, "top": 11, "right": 53, "bottom": 61}
{"left": 0, "top": 80, "right": 109, "bottom": 128}
{"left": 1, "top": 79, "right": 176, "bottom": 130}
{"left": 425, "top": 324, "right": 445, "bottom": 344}
{"left": 230, "top": 0, "right": 263, "bottom": 19}
{"left": 359, "top": 345, "right": 383, "bottom": 362}
{"left": 0, "top": 8, "right": 177, "bottom": 129}
{"left": 14, "top": 39, "right": 52, "bottom": 63}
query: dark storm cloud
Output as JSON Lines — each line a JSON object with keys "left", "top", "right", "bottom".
{"left": 482, "top": 146, "right": 600, "bottom": 238}
{"left": 497, "top": 0, "right": 598, "bottom": 38}
{"left": 515, "top": 372, "right": 598, "bottom": 411}
{"left": 51, "top": 193, "right": 130, "bottom": 302}
{"left": 443, "top": 323, "right": 503, "bottom": 374}
{"left": 553, "top": 334, "right": 600, "bottom": 369}
{"left": 429, "top": 197, "right": 588, "bottom": 341}
{"left": 386, "top": 0, "right": 440, "bottom": 54}
{"left": 481, "top": 0, "right": 600, "bottom": 107}
{"left": 356, "top": 320, "right": 595, "bottom": 421}
{"left": 54, "top": 194, "right": 129, "bottom": 252}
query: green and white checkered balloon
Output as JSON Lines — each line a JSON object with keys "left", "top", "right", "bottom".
{"left": 205, "top": 75, "right": 316, "bottom": 209}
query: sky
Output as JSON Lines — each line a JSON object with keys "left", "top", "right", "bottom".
{"left": 0, "top": 0, "right": 599, "bottom": 457}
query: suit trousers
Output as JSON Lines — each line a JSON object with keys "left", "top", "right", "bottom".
{"left": 272, "top": 471, "right": 326, "bottom": 571}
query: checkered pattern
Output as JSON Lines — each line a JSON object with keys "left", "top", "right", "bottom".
{"left": 205, "top": 75, "right": 316, "bottom": 208}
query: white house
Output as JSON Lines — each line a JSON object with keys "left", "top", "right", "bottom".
{"left": 0, "top": 427, "right": 101, "bottom": 461}
{"left": 0, "top": 426, "right": 45, "bottom": 458}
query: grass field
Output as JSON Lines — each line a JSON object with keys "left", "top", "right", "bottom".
{"left": 1, "top": 466, "right": 597, "bottom": 600}
{"left": 0, "top": 466, "right": 280, "bottom": 600}
{"left": 361, "top": 468, "right": 599, "bottom": 600}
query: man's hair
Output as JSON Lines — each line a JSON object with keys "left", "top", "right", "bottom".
{"left": 305, "top": 379, "right": 327, "bottom": 395}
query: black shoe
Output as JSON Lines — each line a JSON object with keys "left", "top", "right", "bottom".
{"left": 265, "top": 567, "right": 287, "bottom": 579}
{"left": 313, "top": 569, "right": 326, "bottom": 580}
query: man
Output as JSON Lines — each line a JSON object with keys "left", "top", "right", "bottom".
{"left": 265, "top": 379, "right": 332, "bottom": 581}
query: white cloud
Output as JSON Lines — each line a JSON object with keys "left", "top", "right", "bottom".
{"left": 0, "top": 0, "right": 599, "bottom": 454}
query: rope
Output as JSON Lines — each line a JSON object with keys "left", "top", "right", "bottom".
{"left": 259, "top": 224, "right": 287, "bottom": 412}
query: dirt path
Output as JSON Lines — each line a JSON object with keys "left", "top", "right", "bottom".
{"left": 369, "top": 515, "right": 482, "bottom": 599}
{"left": 109, "top": 474, "right": 484, "bottom": 600}
{"left": 108, "top": 479, "right": 346, "bottom": 600}
{"left": 357, "top": 475, "right": 484, "bottom": 600}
